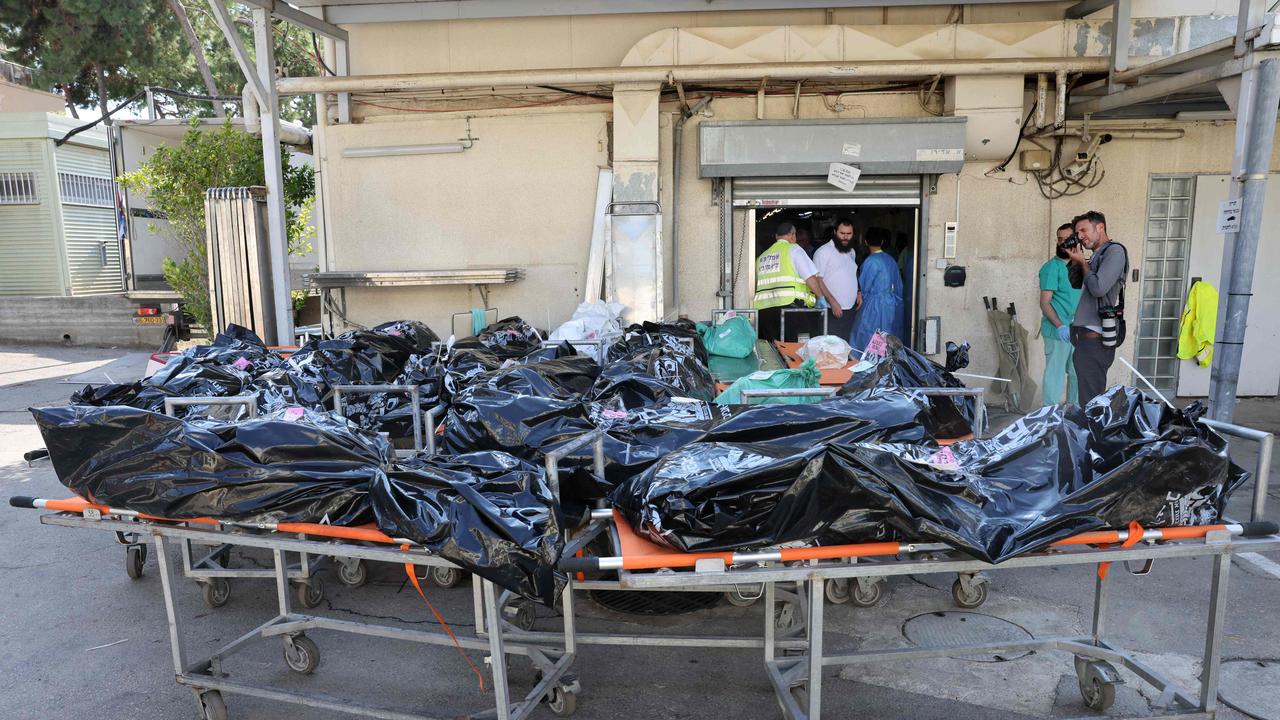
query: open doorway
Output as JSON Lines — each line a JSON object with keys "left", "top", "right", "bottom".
{"left": 751, "top": 205, "right": 920, "bottom": 345}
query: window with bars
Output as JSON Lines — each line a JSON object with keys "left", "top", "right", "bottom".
{"left": 0, "top": 171, "right": 38, "bottom": 205}
{"left": 58, "top": 173, "right": 115, "bottom": 207}
{"left": 1135, "top": 176, "right": 1195, "bottom": 391}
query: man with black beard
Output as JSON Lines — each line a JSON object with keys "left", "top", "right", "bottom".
{"left": 812, "top": 216, "right": 862, "bottom": 342}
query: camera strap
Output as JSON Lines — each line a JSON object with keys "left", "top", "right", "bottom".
{"left": 1095, "top": 241, "right": 1129, "bottom": 313}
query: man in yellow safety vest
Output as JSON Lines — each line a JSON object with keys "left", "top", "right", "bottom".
{"left": 754, "top": 221, "right": 842, "bottom": 341}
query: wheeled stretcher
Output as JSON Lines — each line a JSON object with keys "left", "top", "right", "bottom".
{"left": 557, "top": 508, "right": 1278, "bottom": 719}
{"left": 543, "top": 417, "right": 1280, "bottom": 720}
{"left": 8, "top": 495, "right": 579, "bottom": 720}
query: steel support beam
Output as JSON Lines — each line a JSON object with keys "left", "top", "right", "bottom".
{"left": 1210, "top": 58, "right": 1280, "bottom": 422}
{"left": 1209, "top": 61, "right": 1256, "bottom": 407}
{"left": 1070, "top": 57, "right": 1247, "bottom": 115}
{"left": 252, "top": 8, "right": 295, "bottom": 346}
{"left": 1108, "top": 0, "right": 1131, "bottom": 93}
{"left": 237, "top": 0, "right": 348, "bottom": 40}
{"left": 276, "top": 57, "right": 1110, "bottom": 96}
{"left": 1065, "top": 0, "right": 1113, "bottom": 19}
{"left": 206, "top": 0, "right": 267, "bottom": 106}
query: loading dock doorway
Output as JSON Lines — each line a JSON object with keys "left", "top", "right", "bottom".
{"left": 736, "top": 176, "right": 924, "bottom": 347}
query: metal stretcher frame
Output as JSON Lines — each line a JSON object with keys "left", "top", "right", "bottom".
{"left": 555, "top": 418, "right": 1278, "bottom": 720}
{"left": 19, "top": 503, "right": 578, "bottom": 720}
{"left": 485, "top": 430, "right": 811, "bottom": 653}
{"left": 162, "top": 395, "right": 327, "bottom": 608}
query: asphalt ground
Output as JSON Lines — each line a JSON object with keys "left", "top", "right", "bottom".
{"left": 1, "top": 343, "right": 1277, "bottom": 720}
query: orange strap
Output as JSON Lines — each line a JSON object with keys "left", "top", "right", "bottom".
{"left": 1097, "top": 520, "right": 1145, "bottom": 581}
{"left": 401, "top": 548, "right": 487, "bottom": 693}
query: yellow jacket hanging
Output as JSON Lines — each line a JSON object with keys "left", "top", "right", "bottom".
{"left": 1177, "top": 281, "right": 1218, "bottom": 368}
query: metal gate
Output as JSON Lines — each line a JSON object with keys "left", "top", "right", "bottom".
{"left": 205, "top": 186, "right": 277, "bottom": 342}
{"left": 1135, "top": 175, "right": 1195, "bottom": 392}
{"left": 732, "top": 175, "right": 922, "bottom": 207}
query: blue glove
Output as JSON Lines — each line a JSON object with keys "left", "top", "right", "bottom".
{"left": 1056, "top": 325, "right": 1071, "bottom": 343}
{"left": 816, "top": 297, "right": 830, "bottom": 310}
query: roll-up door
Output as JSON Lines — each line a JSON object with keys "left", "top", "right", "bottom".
{"left": 732, "top": 175, "right": 921, "bottom": 207}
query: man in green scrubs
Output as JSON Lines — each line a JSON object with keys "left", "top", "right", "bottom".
{"left": 1039, "top": 223, "right": 1083, "bottom": 405}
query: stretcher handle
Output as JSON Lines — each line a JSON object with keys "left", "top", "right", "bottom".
{"left": 9, "top": 496, "right": 37, "bottom": 509}
{"left": 559, "top": 555, "right": 598, "bottom": 572}
{"left": 559, "top": 521, "right": 1280, "bottom": 573}
{"left": 23, "top": 449, "right": 49, "bottom": 463}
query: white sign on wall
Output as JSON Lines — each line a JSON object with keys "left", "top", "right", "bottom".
{"left": 827, "top": 163, "right": 862, "bottom": 193}
{"left": 1216, "top": 197, "right": 1241, "bottom": 234}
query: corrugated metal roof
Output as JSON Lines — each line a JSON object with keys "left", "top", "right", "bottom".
{"left": 0, "top": 138, "right": 64, "bottom": 295}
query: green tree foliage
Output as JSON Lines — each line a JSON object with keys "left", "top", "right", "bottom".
{"left": 0, "top": 1, "right": 180, "bottom": 118}
{"left": 0, "top": 0, "right": 320, "bottom": 124}
{"left": 119, "top": 121, "right": 315, "bottom": 328}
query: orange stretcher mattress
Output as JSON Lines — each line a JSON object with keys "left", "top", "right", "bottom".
{"left": 772, "top": 341, "right": 854, "bottom": 387}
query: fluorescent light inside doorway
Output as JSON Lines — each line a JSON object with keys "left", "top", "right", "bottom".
{"left": 341, "top": 143, "right": 467, "bottom": 158}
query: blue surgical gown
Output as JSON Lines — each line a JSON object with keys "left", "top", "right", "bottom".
{"left": 849, "top": 251, "right": 905, "bottom": 352}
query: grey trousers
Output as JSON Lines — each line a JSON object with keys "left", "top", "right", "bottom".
{"left": 1071, "top": 327, "right": 1115, "bottom": 404}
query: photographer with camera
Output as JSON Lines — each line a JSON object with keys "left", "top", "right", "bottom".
{"left": 1065, "top": 210, "right": 1129, "bottom": 403}
{"left": 1038, "top": 223, "right": 1082, "bottom": 405}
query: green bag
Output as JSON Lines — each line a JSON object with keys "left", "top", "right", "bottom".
{"left": 715, "top": 358, "right": 822, "bottom": 404}
{"left": 698, "top": 316, "right": 757, "bottom": 359}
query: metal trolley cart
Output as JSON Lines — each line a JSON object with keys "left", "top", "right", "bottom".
{"left": 556, "top": 418, "right": 1279, "bottom": 720}
{"left": 486, "top": 431, "right": 812, "bottom": 658}
{"left": 9, "top": 495, "right": 579, "bottom": 720}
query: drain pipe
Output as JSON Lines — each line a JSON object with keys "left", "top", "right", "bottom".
{"left": 671, "top": 96, "right": 712, "bottom": 316}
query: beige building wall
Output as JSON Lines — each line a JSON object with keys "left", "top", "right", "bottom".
{"left": 0, "top": 81, "right": 63, "bottom": 114}
{"left": 320, "top": 110, "right": 610, "bottom": 335}
{"left": 344, "top": 5, "right": 1088, "bottom": 75}
{"left": 321, "top": 7, "right": 1265, "bottom": 398}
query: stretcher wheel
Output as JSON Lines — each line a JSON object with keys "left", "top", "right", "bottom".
{"left": 951, "top": 577, "right": 988, "bottom": 609}
{"left": 724, "top": 586, "right": 762, "bottom": 607}
{"left": 849, "top": 579, "right": 883, "bottom": 608}
{"left": 429, "top": 566, "right": 465, "bottom": 589}
{"left": 198, "top": 690, "right": 227, "bottom": 720}
{"left": 294, "top": 578, "right": 324, "bottom": 608}
{"left": 506, "top": 599, "right": 536, "bottom": 631}
{"left": 1079, "top": 674, "right": 1116, "bottom": 711}
{"left": 201, "top": 578, "right": 231, "bottom": 609}
{"left": 825, "top": 579, "right": 850, "bottom": 604}
{"left": 283, "top": 634, "right": 321, "bottom": 674}
{"left": 545, "top": 686, "right": 578, "bottom": 717}
{"left": 337, "top": 560, "right": 367, "bottom": 588}
{"left": 1075, "top": 657, "right": 1120, "bottom": 711}
{"left": 126, "top": 544, "right": 147, "bottom": 580}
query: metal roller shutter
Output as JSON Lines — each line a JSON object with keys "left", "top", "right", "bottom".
{"left": 732, "top": 175, "right": 921, "bottom": 207}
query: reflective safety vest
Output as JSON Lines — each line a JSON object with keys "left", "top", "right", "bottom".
{"left": 753, "top": 240, "right": 816, "bottom": 310}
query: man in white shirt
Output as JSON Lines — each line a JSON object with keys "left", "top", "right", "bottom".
{"left": 812, "top": 217, "right": 862, "bottom": 341}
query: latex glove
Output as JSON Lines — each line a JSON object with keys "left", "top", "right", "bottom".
{"left": 1056, "top": 325, "right": 1071, "bottom": 343}
{"left": 816, "top": 296, "right": 830, "bottom": 309}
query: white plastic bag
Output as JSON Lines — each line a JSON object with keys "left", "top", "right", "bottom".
{"left": 548, "top": 301, "right": 626, "bottom": 343}
{"left": 795, "top": 335, "right": 853, "bottom": 369}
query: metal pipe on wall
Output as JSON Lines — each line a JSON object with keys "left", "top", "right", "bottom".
{"left": 671, "top": 96, "right": 712, "bottom": 317}
{"left": 1036, "top": 73, "right": 1048, "bottom": 128}
{"left": 1210, "top": 57, "right": 1280, "bottom": 422}
{"left": 718, "top": 179, "right": 734, "bottom": 309}
{"left": 276, "top": 58, "right": 1109, "bottom": 96}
